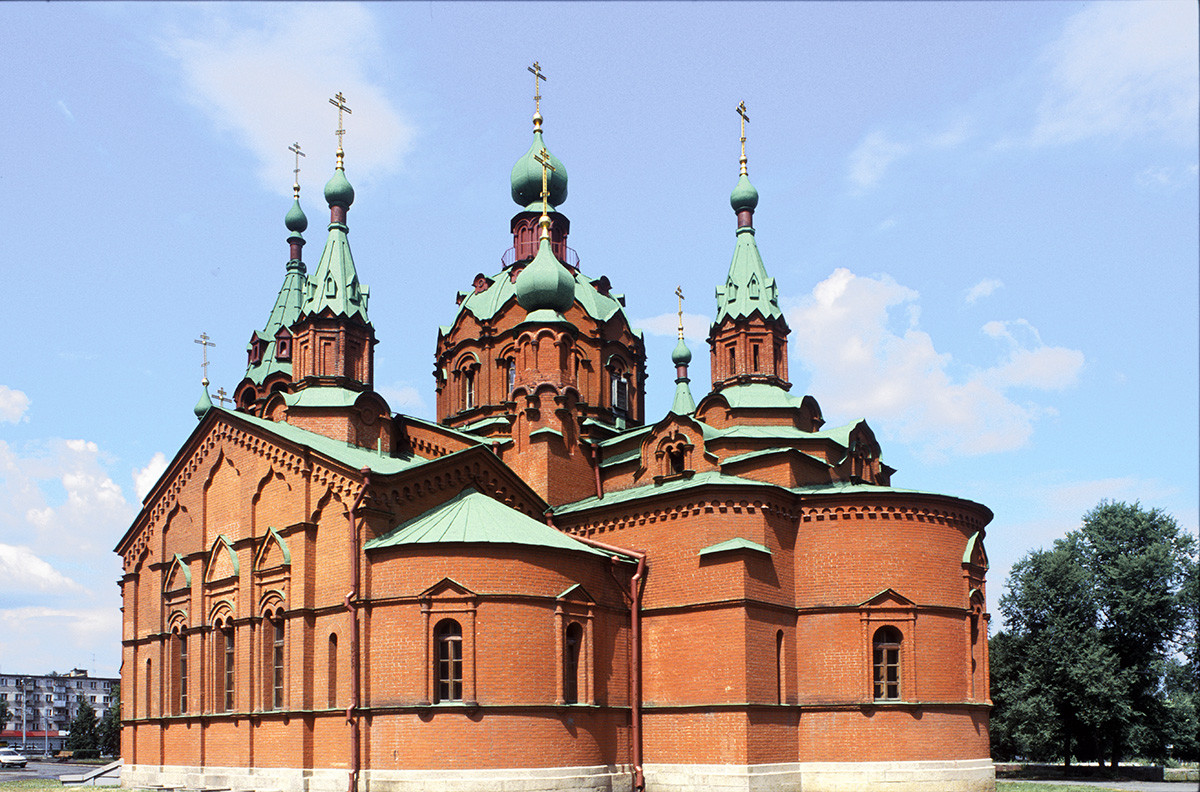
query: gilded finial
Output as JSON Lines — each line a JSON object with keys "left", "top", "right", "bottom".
{"left": 289, "top": 142, "right": 306, "bottom": 199}
{"left": 675, "top": 286, "right": 685, "bottom": 340}
{"left": 528, "top": 61, "right": 547, "bottom": 131}
{"left": 534, "top": 146, "right": 556, "bottom": 239}
{"left": 194, "top": 332, "right": 216, "bottom": 381}
{"left": 736, "top": 101, "right": 750, "bottom": 176}
{"left": 329, "top": 92, "right": 352, "bottom": 168}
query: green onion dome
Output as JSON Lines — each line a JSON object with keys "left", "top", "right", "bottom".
{"left": 285, "top": 197, "right": 308, "bottom": 234}
{"left": 511, "top": 131, "right": 567, "bottom": 210}
{"left": 672, "top": 337, "right": 692, "bottom": 366}
{"left": 324, "top": 167, "right": 355, "bottom": 208}
{"left": 730, "top": 173, "right": 759, "bottom": 213}
{"left": 515, "top": 235, "right": 575, "bottom": 317}
{"left": 194, "top": 382, "right": 213, "bottom": 419}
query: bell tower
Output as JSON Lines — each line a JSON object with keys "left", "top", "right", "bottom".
{"left": 708, "top": 102, "right": 791, "bottom": 392}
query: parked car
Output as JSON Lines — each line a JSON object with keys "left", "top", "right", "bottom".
{"left": 0, "top": 748, "right": 29, "bottom": 768}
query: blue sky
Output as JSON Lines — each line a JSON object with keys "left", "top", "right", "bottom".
{"left": 1, "top": 1, "right": 1195, "bottom": 681}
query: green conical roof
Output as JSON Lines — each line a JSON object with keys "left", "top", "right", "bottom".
{"left": 302, "top": 167, "right": 369, "bottom": 324}
{"left": 511, "top": 130, "right": 567, "bottom": 211}
{"left": 244, "top": 259, "right": 307, "bottom": 385}
{"left": 515, "top": 233, "right": 575, "bottom": 324}
{"left": 714, "top": 173, "right": 782, "bottom": 324}
{"left": 670, "top": 338, "right": 696, "bottom": 415}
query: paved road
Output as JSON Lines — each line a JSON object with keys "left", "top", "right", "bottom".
{"left": 0, "top": 760, "right": 103, "bottom": 783}
{"left": 999, "top": 781, "right": 1199, "bottom": 791}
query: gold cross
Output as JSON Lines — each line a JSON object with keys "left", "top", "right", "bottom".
{"left": 194, "top": 332, "right": 216, "bottom": 381}
{"left": 288, "top": 142, "right": 305, "bottom": 195}
{"left": 534, "top": 146, "right": 556, "bottom": 215}
{"left": 528, "top": 61, "right": 547, "bottom": 115}
{"left": 736, "top": 101, "right": 750, "bottom": 174}
{"left": 215, "top": 387, "right": 232, "bottom": 407}
{"left": 675, "top": 286, "right": 685, "bottom": 339}
{"left": 329, "top": 92, "right": 352, "bottom": 159}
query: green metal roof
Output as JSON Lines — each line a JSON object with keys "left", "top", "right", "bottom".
{"left": 714, "top": 226, "right": 783, "bottom": 325}
{"left": 698, "top": 537, "right": 772, "bottom": 557}
{"left": 555, "top": 470, "right": 793, "bottom": 515}
{"left": 511, "top": 129, "right": 567, "bottom": 211}
{"left": 707, "top": 383, "right": 802, "bottom": 410}
{"left": 244, "top": 259, "right": 307, "bottom": 386}
{"left": 302, "top": 176, "right": 370, "bottom": 324}
{"left": 229, "top": 407, "right": 424, "bottom": 475}
{"left": 284, "top": 386, "right": 363, "bottom": 409}
{"left": 450, "top": 267, "right": 640, "bottom": 335}
{"left": 720, "top": 447, "right": 829, "bottom": 468}
{"left": 364, "top": 487, "right": 610, "bottom": 557}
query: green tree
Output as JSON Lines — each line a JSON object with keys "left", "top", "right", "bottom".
{"left": 1077, "top": 501, "right": 1195, "bottom": 765}
{"left": 996, "top": 541, "right": 1124, "bottom": 765}
{"left": 66, "top": 697, "right": 98, "bottom": 751}
{"left": 97, "top": 684, "right": 121, "bottom": 757}
{"left": 991, "top": 501, "right": 1197, "bottom": 767}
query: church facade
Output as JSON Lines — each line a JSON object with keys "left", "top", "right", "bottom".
{"left": 115, "top": 89, "right": 995, "bottom": 792}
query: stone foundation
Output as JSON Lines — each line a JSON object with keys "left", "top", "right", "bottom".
{"left": 123, "top": 764, "right": 633, "bottom": 792}
{"left": 642, "top": 758, "right": 996, "bottom": 792}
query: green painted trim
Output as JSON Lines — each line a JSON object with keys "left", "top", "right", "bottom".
{"left": 215, "top": 535, "right": 239, "bottom": 576}
{"left": 528, "top": 427, "right": 564, "bottom": 440}
{"left": 698, "top": 537, "right": 772, "bottom": 557}
{"left": 172, "top": 553, "right": 191, "bottom": 587}
{"left": 266, "top": 527, "right": 291, "bottom": 565}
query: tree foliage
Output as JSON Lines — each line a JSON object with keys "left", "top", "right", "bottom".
{"left": 990, "top": 501, "right": 1197, "bottom": 766}
{"left": 66, "top": 697, "right": 98, "bottom": 751}
{"left": 98, "top": 683, "right": 121, "bottom": 757}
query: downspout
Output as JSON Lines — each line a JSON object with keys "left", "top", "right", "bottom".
{"left": 547, "top": 512, "right": 645, "bottom": 792}
{"left": 345, "top": 467, "right": 371, "bottom": 792}
{"left": 587, "top": 440, "right": 604, "bottom": 500}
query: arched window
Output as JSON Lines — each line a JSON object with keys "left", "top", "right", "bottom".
{"left": 171, "top": 631, "right": 188, "bottom": 715}
{"left": 775, "top": 630, "right": 784, "bottom": 705}
{"left": 872, "top": 626, "right": 902, "bottom": 700}
{"left": 563, "top": 622, "right": 583, "bottom": 705}
{"left": 435, "top": 619, "right": 463, "bottom": 703}
{"left": 144, "top": 658, "right": 153, "bottom": 718}
{"left": 668, "top": 447, "right": 685, "bottom": 475}
{"left": 222, "top": 624, "right": 235, "bottom": 712}
{"left": 505, "top": 358, "right": 516, "bottom": 395}
{"left": 611, "top": 371, "right": 629, "bottom": 417}
{"left": 462, "top": 369, "right": 476, "bottom": 411}
{"left": 270, "top": 616, "right": 285, "bottom": 710}
{"left": 328, "top": 633, "right": 338, "bottom": 708}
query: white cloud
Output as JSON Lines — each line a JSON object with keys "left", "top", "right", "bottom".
{"left": 965, "top": 278, "right": 1003, "bottom": 304}
{"left": 0, "top": 545, "right": 82, "bottom": 593}
{"left": 377, "top": 382, "right": 430, "bottom": 420}
{"left": 159, "top": 3, "right": 414, "bottom": 193}
{"left": 0, "top": 437, "right": 130, "bottom": 678}
{"left": 1031, "top": 1, "right": 1199, "bottom": 146}
{"left": 632, "top": 312, "right": 711, "bottom": 344}
{"left": 133, "top": 452, "right": 169, "bottom": 502}
{"left": 787, "top": 268, "right": 1084, "bottom": 460}
{"left": 847, "top": 131, "right": 910, "bottom": 190}
{"left": 0, "top": 385, "right": 30, "bottom": 423}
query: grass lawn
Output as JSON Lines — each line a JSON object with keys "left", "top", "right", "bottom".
{"left": 0, "top": 782, "right": 64, "bottom": 791}
{"left": 998, "top": 783, "right": 1124, "bottom": 791}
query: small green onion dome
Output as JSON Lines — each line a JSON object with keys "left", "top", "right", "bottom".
{"left": 324, "top": 167, "right": 355, "bottom": 208}
{"left": 194, "top": 383, "right": 213, "bottom": 419}
{"left": 515, "top": 236, "right": 575, "bottom": 315}
{"left": 285, "top": 197, "right": 308, "bottom": 234}
{"left": 511, "top": 132, "right": 567, "bottom": 209}
{"left": 730, "top": 173, "right": 759, "bottom": 213}
{"left": 672, "top": 337, "right": 692, "bottom": 366}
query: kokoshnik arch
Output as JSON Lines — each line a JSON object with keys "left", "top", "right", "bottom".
{"left": 116, "top": 71, "right": 996, "bottom": 792}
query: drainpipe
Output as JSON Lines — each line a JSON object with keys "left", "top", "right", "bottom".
{"left": 547, "top": 513, "right": 646, "bottom": 792}
{"left": 587, "top": 440, "right": 604, "bottom": 500}
{"left": 345, "top": 467, "right": 371, "bottom": 792}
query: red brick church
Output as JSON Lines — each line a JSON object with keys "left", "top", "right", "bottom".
{"left": 115, "top": 84, "right": 995, "bottom": 792}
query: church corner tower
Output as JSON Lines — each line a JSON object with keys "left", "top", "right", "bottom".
{"left": 433, "top": 64, "right": 646, "bottom": 505}
{"left": 707, "top": 103, "right": 791, "bottom": 395}
{"left": 234, "top": 150, "right": 310, "bottom": 416}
